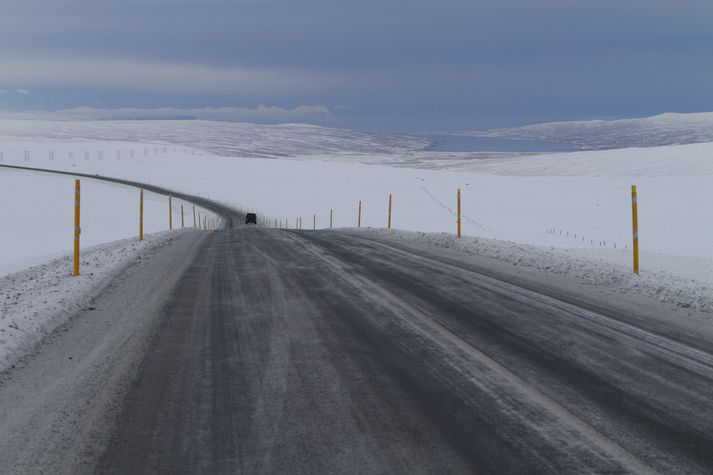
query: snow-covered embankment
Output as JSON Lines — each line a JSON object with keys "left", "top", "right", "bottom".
{"left": 357, "top": 228, "right": 713, "bottom": 313}
{"left": 0, "top": 230, "right": 195, "bottom": 372}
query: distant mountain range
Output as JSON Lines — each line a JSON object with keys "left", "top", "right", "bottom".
{"left": 1, "top": 112, "right": 711, "bottom": 164}
{"left": 458, "top": 112, "right": 713, "bottom": 150}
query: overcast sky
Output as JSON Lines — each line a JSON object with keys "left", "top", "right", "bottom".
{"left": 1, "top": 0, "right": 712, "bottom": 132}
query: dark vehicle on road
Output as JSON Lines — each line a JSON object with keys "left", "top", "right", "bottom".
{"left": 245, "top": 213, "right": 257, "bottom": 225}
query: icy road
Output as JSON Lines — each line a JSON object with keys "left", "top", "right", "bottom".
{"left": 1, "top": 172, "right": 713, "bottom": 474}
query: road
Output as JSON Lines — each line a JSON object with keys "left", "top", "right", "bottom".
{"left": 1, "top": 167, "right": 713, "bottom": 473}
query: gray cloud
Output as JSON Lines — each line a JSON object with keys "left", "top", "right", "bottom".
{"left": 0, "top": 105, "right": 332, "bottom": 123}
{"left": 0, "top": 58, "right": 344, "bottom": 95}
{"left": 0, "top": 0, "right": 712, "bottom": 131}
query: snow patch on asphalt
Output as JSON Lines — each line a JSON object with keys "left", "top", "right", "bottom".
{"left": 0, "top": 229, "right": 193, "bottom": 372}
{"left": 354, "top": 228, "right": 713, "bottom": 312}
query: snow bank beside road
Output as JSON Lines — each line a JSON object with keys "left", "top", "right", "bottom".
{"left": 0, "top": 230, "right": 195, "bottom": 373}
{"left": 356, "top": 228, "right": 713, "bottom": 312}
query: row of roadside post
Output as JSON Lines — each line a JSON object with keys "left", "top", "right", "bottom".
{"left": 72, "top": 179, "right": 217, "bottom": 276}
{"left": 71, "top": 182, "right": 641, "bottom": 277}
{"left": 256, "top": 186, "right": 641, "bottom": 275}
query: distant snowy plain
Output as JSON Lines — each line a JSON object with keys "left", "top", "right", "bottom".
{"left": 0, "top": 116, "right": 711, "bottom": 281}
{"left": 2, "top": 116, "right": 713, "bottom": 368}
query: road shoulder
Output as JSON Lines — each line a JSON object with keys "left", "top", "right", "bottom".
{"left": 0, "top": 229, "right": 207, "bottom": 474}
{"left": 337, "top": 229, "right": 713, "bottom": 354}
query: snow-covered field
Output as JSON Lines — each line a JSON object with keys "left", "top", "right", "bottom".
{"left": 0, "top": 116, "right": 712, "bottom": 311}
{"left": 1, "top": 129, "right": 710, "bottom": 261}
{"left": 0, "top": 166, "right": 212, "bottom": 277}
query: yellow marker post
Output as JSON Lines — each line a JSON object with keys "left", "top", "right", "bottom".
{"left": 632, "top": 185, "right": 639, "bottom": 274}
{"left": 457, "top": 188, "right": 462, "bottom": 239}
{"left": 139, "top": 188, "right": 144, "bottom": 241}
{"left": 388, "top": 194, "right": 392, "bottom": 230}
{"left": 358, "top": 200, "right": 362, "bottom": 228}
{"left": 169, "top": 195, "right": 173, "bottom": 230}
{"left": 193, "top": 205, "right": 197, "bottom": 228}
{"left": 181, "top": 205, "right": 184, "bottom": 228}
{"left": 330, "top": 209, "right": 333, "bottom": 229}
{"left": 73, "top": 179, "right": 81, "bottom": 276}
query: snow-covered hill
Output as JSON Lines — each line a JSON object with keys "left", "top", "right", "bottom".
{"left": 460, "top": 112, "right": 713, "bottom": 150}
{"left": 0, "top": 120, "right": 428, "bottom": 159}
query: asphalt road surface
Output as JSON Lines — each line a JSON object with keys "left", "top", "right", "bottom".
{"left": 2, "top": 167, "right": 713, "bottom": 474}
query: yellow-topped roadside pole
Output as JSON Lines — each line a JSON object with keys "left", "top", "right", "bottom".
{"left": 139, "top": 188, "right": 144, "bottom": 241}
{"left": 632, "top": 185, "right": 640, "bottom": 274}
{"left": 457, "top": 188, "right": 462, "bottom": 239}
{"left": 73, "top": 179, "right": 81, "bottom": 276}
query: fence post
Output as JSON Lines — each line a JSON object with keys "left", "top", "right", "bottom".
{"left": 181, "top": 205, "right": 184, "bottom": 228}
{"left": 140, "top": 188, "right": 144, "bottom": 241}
{"left": 313, "top": 214, "right": 316, "bottom": 230}
{"left": 193, "top": 205, "right": 197, "bottom": 228}
{"left": 358, "top": 200, "right": 362, "bottom": 228}
{"left": 388, "top": 194, "right": 392, "bottom": 230}
{"left": 73, "top": 180, "right": 81, "bottom": 276}
{"left": 330, "top": 209, "right": 333, "bottom": 229}
{"left": 169, "top": 195, "right": 173, "bottom": 230}
{"left": 632, "top": 185, "right": 639, "bottom": 274}
{"left": 457, "top": 188, "right": 462, "bottom": 239}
